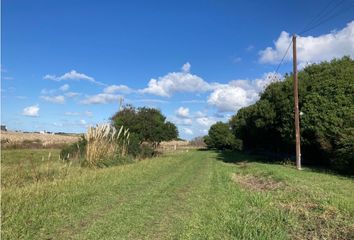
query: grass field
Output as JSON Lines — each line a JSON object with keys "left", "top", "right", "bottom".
{"left": 1, "top": 149, "right": 354, "bottom": 239}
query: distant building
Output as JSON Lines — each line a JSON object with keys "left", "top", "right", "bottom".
{"left": 1, "top": 125, "right": 7, "bottom": 131}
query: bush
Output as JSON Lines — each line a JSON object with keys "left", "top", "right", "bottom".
{"left": 139, "top": 144, "right": 155, "bottom": 158}
{"left": 333, "top": 128, "right": 354, "bottom": 174}
{"left": 85, "top": 124, "right": 129, "bottom": 168}
{"left": 60, "top": 135, "right": 87, "bottom": 161}
{"left": 127, "top": 133, "right": 141, "bottom": 157}
{"left": 230, "top": 57, "right": 354, "bottom": 172}
{"left": 205, "top": 122, "right": 242, "bottom": 151}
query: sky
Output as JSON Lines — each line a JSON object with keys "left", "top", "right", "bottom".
{"left": 1, "top": 0, "right": 354, "bottom": 139}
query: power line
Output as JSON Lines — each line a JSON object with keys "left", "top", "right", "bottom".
{"left": 299, "top": 3, "right": 354, "bottom": 35}
{"left": 300, "top": 0, "right": 339, "bottom": 33}
{"left": 274, "top": 40, "right": 293, "bottom": 75}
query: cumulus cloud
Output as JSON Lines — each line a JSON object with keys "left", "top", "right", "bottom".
{"left": 176, "top": 107, "right": 190, "bottom": 118}
{"left": 103, "top": 85, "right": 131, "bottom": 94}
{"left": 207, "top": 72, "right": 281, "bottom": 112}
{"left": 183, "top": 128, "right": 193, "bottom": 135}
{"left": 65, "top": 92, "right": 81, "bottom": 98}
{"left": 140, "top": 63, "right": 210, "bottom": 97}
{"left": 259, "top": 21, "right": 354, "bottom": 65}
{"left": 80, "top": 93, "right": 121, "bottom": 104}
{"left": 181, "top": 62, "right": 191, "bottom": 72}
{"left": 23, "top": 104, "right": 39, "bottom": 117}
{"left": 173, "top": 118, "right": 193, "bottom": 126}
{"left": 41, "top": 95, "right": 65, "bottom": 104}
{"left": 43, "top": 70, "right": 105, "bottom": 86}
{"left": 196, "top": 116, "right": 216, "bottom": 128}
{"left": 59, "top": 84, "right": 70, "bottom": 91}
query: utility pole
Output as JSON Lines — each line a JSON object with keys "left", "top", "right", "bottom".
{"left": 292, "top": 34, "right": 301, "bottom": 170}
{"left": 119, "top": 97, "right": 124, "bottom": 112}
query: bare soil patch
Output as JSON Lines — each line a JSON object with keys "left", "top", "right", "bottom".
{"left": 231, "top": 173, "right": 283, "bottom": 191}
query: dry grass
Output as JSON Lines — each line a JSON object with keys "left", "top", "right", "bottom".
{"left": 279, "top": 199, "right": 354, "bottom": 239}
{"left": 231, "top": 173, "right": 284, "bottom": 191}
{"left": 86, "top": 124, "right": 129, "bottom": 167}
{"left": 1, "top": 131, "right": 79, "bottom": 148}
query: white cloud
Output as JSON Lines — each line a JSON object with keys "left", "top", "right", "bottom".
{"left": 43, "top": 70, "right": 105, "bottom": 86}
{"left": 80, "top": 119, "right": 87, "bottom": 125}
{"left": 181, "top": 62, "right": 191, "bottom": 72}
{"left": 195, "top": 111, "right": 207, "bottom": 118}
{"left": 183, "top": 128, "right": 193, "bottom": 135}
{"left": 103, "top": 85, "right": 131, "bottom": 94}
{"left": 40, "top": 95, "right": 65, "bottom": 104}
{"left": 246, "top": 45, "right": 254, "bottom": 51}
{"left": 59, "top": 84, "right": 70, "bottom": 91}
{"left": 259, "top": 21, "right": 354, "bottom": 65}
{"left": 23, "top": 105, "right": 39, "bottom": 117}
{"left": 85, "top": 111, "right": 93, "bottom": 117}
{"left": 65, "top": 92, "right": 81, "bottom": 98}
{"left": 64, "top": 111, "right": 93, "bottom": 117}
{"left": 176, "top": 107, "right": 190, "bottom": 118}
{"left": 207, "top": 72, "right": 282, "bottom": 112}
{"left": 41, "top": 88, "right": 56, "bottom": 95}
{"left": 196, "top": 117, "right": 216, "bottom": 128}
{"left": 174, "top": 118, "right": 193, "bottom": 126}
{"left": 64, "top": 111, "right": 80, "bottom": 116}
{"left": 80, "top": 93, "right": 121, "bottom": 104}
{"left": 140, "top": 63, "right": 210, "bottom": 97}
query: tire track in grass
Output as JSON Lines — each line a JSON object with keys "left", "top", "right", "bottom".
{"left": 136, "top": 151, "right": 213, "bottom": 239}
{"left": 77, "top": 151, "right": 208, "bottom": 240}
{"left": 54, "top": 154, "right": 191, "bottom": 239}
{"left": 63, "top": 152, "right": 196, "bottom": 239}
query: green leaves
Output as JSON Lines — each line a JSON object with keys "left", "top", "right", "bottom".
{"left": 205, "top": 122, "right": 242, "bottom": 151}
{"left": 111, "top": 106, "right": 178, "bottom": 146}
{"left": 230, "top": 57, "right": 354, "bottom": 173}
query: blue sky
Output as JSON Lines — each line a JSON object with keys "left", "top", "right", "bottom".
{"left": 2, "top": 0, "right": 354, "bottom": 139}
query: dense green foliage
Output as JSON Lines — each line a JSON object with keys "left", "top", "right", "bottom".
{"left": 204, "top": 122, "right": 242, "bottom": 150}
{"left": 230, "top": 57, "right": 354, "bottom": 173}
{"left": 111, "top": 105, "right": 178, "bottom": 147}
{"left": 60, "top": 135, "right": 87, "bottom": 161}
{"left": 3, "top": 149, "right": 354, "bottom": 239}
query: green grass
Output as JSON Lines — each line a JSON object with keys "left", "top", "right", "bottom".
{"left": 1, "top": 149, "right": 354, "bottom": 239}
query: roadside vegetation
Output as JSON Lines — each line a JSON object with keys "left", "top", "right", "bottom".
{"left": 2, "top": 150, "right": 353, "bottom": 239}
{"left": 205, "top": 57, "right": 354, "bottom": 174}
{"left": 1, "top": 58, "right": 353, "bottom": 239}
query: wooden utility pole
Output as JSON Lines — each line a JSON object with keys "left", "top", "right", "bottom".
{"left": 292, "top": 34, "right": 301, "bottom": 170}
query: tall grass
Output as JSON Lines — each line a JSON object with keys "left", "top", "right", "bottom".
{"left": 86, "top": 124, "right": 130, "bottom": 167}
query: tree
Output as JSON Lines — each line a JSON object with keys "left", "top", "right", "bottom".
{"left": 230, "top": 57, "right": 354, "bottom": 173}
{"left": 111, "top": 106, "right": 178, "bottom": 147}
{"left": 205, "top": 122, "right": 242, "bottom": 150}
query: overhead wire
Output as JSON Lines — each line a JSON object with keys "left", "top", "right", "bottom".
{"left": 299, "top": 0, "right": 353, "bottom": 35}
{"left": 267, "top": 0, "right": 353, "bottom": 81}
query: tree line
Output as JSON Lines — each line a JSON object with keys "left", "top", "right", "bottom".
{"left": 205, "top": 57, "right": 354, "bottom": 174}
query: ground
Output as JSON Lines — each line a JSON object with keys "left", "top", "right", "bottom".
{"left": 1, "top": 149, "right": 354, "bottom": 239}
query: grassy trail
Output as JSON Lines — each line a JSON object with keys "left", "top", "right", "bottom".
{"left": 2, "top": 150, "right": 354, "bottom": 239}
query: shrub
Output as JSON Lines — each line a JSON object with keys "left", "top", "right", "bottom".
{"left": 60, "top": 135, "right": 87, "bottom": 161}
{"left": 205, "top": 122, "right": 242, "bottom": 151}
{"left": 85, "top": 124, "right": 130, "bottom": 168}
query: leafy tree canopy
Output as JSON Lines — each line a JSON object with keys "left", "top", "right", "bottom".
{"left": 230, "top": 56, "right": 354, "bottom": 173}
{"left": 111, "top": 105, "right": 178, "bottom": 146}
{"left": 204, "top": 122, "right": 242, "bottom": 150}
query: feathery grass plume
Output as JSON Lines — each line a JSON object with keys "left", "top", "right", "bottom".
{"left": 85, "top": 124, "right": 130, "bottom": 167}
